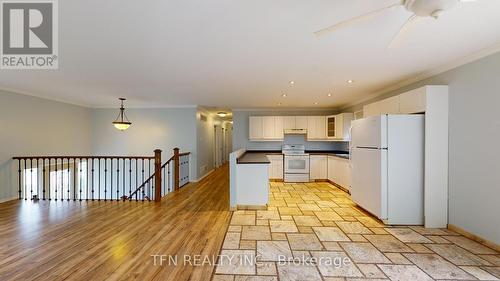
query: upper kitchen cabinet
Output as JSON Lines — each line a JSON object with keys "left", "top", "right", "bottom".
{"left": 249, "top": 116, "right": 283, "bottom": 141}
{"left": 283, "top": 116, "right": 296, "bottom": 130}
{"left": 295, "top": 116, "right": 308, "bottom": 130}
{"left": 364, "top": 96, "right": 400, "bottom": 117}
{"left": 307, "top": 116, "right": 326, "bottom": 140}
{"left": 400, "top": 87, "right": 426, "bottom": 114}
{"left": 249, "top": 116, "right": 263, "bottom": 140}
{"left": 326, "top": 113, "right": 353, "bottom": 140}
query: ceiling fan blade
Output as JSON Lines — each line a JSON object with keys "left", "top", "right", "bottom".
{"left": 388, "top": 14, "right": 419, "bottom": 49}
{"left": 314, "top": 2, "right": 402, "bottom": 37}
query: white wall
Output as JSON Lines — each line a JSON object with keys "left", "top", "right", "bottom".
{"left": 0, "top": 91, "right": 92, "bottom": 201}
{"left": 196, "top": 108, "right": 221, "bottom": 179}
{"left": 91, "top": 107, "right": 198, "bottom": 180}
{"left": 232, "top": 110, "right": 349, "bottom": 151}
{"left": 345, "top": 52, "right": 500, "bottom": 245}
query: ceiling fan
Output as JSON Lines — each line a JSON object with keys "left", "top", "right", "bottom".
{"left": 314, "top": 0, "right": 478, "bottom": 48}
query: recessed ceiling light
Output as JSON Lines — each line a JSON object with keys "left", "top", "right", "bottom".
{"left": 314, "top": 102, "right": 319, "bottom": 105}
{"left": 347, "top": 80, "right": 354, "bottom": 84}
{"left": 281, "top": 93, "right": 287, "bottom": 97}
{"left": 217, "top": 112, "right": 227, "bottom": 117}
{"left": 289, "top": 81, "right": 295, "bottom": 85}
{"left": 277, "top": 102, "right": 282, "bottom": 106}
{"left": 327, "top": 93, "right": 332, "bottom": 97}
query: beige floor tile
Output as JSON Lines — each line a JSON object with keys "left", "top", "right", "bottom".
{"left": 460, "top": 266, "right": 499, "bottom": 280}
{"left": 384, "top": 253, "right": 412, "bottom": 264}
{"left": 212, "top": 275, "right": 235, "bottom": 281}
{"left": 426, "top": 244, "right": 492, "bottom": 266}
{"left": 256, "top": 219, "right": 269, "bottom": 226}
{"left": 406, "top": 243, "right": 433, "bottom": 253}
{"left": 357, "top": 264, "right": 387, "bottom": 278}
{"left": 481, "top": 267, "right": 500, "bottom": 279}
{"left": 340, "top": 242, "right": 391, "bottom": 263}
{"left": 234, "top": 276, "right": 277, "bottom": 281}
{"left": 257, "top": 241, "right": 293, "bottom": 261}
{"left": 347, "top": 234, "right": 367, "bottom": 242}
{"left": 313, "top": 227, "right": 350, "bottom": 242}
{"left": 277, "top": 263, "right": 322, "bottom": 281}
{"left": 257, "top": 210, "right": 280, "bottom": 220}
{"left": 287, "top": 233, "right": 324, "bottom": 250}
{"left": 336, "top": 221, "right": 372, "bottom": 234}
{"left": 293, "top": 215, "right": 323, "bottom": 226}
{"left": 271, "top": 233, "right": 287, "bottom": 241}
{"left": 297, "top": 203, "right": 322, "bottom": 212}
{"left": 322, "top": 221, "right": 339, "bottom": 226}
{"left": 378, "top": 264, "right": 433, "bottom": 281}
{"left": 323, "top": 241, "right": 343, "bottom": 251}
{"left": 239, "top": 240, "right": 256, "bottom": 250}
{"left": 479, "top": 255, "right": 500, "bottom": 266}
{"left": 357, "top": 216, "right": 385, "bottom": 228}
{"left": 228, "top": 225, "right": 242, "bottom": 232}
{"left": 384, "top": 228, "right": 433, "bottom": 243}
{"left": 278, "top": 207, "right": 303, "bottom": 216}
{"left": 342, "top": 216, "right": 359, "bottom": 222}
{"left": 404, "top": 253, "right": 474, "bottom": 280}
{"left": 312, "top": 251, "right": 363, "bottom": 277}
{"left": 223, "top": 232, "right": 241, "bottom": 249}
{"left": 370, "top": 228, "right": 388, "bottom": 235}
{"left": 215, "top": 250, "right": 256, "bottom": 275}
{"left": 231, "top": 213, "right": 256, "bottom": 226}
{"left": 297, "top": 226, "right": 314, "bottom": 233}
{"left": 317, "top": 200, "right": 340, "bottom": 208}
{"left": 364, "top": 235, "right": 414, "bottom": 253}
{"left": 444, "top": 236, "right": 498, "bottom": 255}
{"left": 241, "top": 226, "right": 271, "bottom": 240}
{"left": 409, "top": 226, "right": 449, "bottom": 235}
{"left": 426, "top": 235, "right": 452, "bottom": 244}
{"left": 257, "top": 261, "right": 277, "bottom": 276}
{"left": 315, "top": 211, "right": 343, "bottom": 221}
{"left": 293, "top": 250, "right": 312, "bottom": 259}
{"left": 269, "top": 220, "right": 298, "bottom": 233}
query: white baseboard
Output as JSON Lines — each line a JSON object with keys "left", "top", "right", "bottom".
{"left": 0, "top": 196, "right": 18, "bottom": 204}
{"left": 193, "top": 169, "right": 215, "bottom": 182}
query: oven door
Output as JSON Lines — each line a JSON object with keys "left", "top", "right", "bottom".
{"left": 284, "top": 155, "right": 309, "bottom": 174}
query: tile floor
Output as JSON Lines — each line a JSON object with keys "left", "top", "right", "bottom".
{"left": 213, "top": 182, "right": 500, "bottom": 281}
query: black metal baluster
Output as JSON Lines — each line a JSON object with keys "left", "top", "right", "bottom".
{"left": 42, "top": 158, "right": 46, "bottom": 200}
{"left": 72, "top": 158, "right": 76, "bottom": 201}
{"left": 86, "top": 158, "right": 89, "bottom": 201}
{"left": 91, "top": 158, "right": 95, "bottom": 201}
{"left": 116, "top": 159, "right": 120, "bottom": 200}
{"left": 168, "top": 162, "right": 171, "bottom": 192}
{"left": 104, "top": 158, "right": 108, "bottom": 201}
{"left": 79, "top": 158, "right": 82, "bottom": 201}
{"left": 110, "top": 158, "right": 113, "bottom": 201}
{"left": 98, "top": 158, "right": 101, "bottom": 201}
{"left": 68, "top": 158, "right": 71, "bottom": 201}
{"left": 48, "top": 158, "right": 51, "bottom": 200}
{"left": 128, "top": 159, "right": 132, "bottom": 199}
{"left": 17, "top": 159, "right": 21, "bottom": 199}
{"left": 35, "top": 158, "right": 39, "bottom": 199}
{"left": 54, "top": 158, "right": 58, "bottom": 201}
{"left": 29, "top": 158, "right": 33, "bottom": 200}
{"left": 141, "top": 160, "right": 145, "bottom": 201}
{"left": 135, "top": 159, "right": 138, "bottom": 201}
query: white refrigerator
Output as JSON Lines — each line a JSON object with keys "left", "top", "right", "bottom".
{"left": 350, "top": 114, "right": 424, "bottom": 225}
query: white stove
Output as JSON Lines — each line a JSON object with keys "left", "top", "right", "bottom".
{"left": 282, "top": 145, "right": 310, "bottom": 182}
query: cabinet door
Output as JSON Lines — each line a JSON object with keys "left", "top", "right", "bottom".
{"left": 262, "top": 116, "right": 275, "bottom": 139}
{"left": 326, "top": 116, "right": 336, "bottom": 138}
{"left": 379, "top": 96, "right": 400, "bottom": 114}
{"left": 400, "top": 88, "right": 426, "bottom": 113}
{"left": 249, "top": 116, "right": 263, "bottom": 140}
{"left": 335, "top": 114, "right": 344, "bottom": 139}
{"left": 275, "top": 116, "right": 284, "bottom": 139}
{"left": 283, "top": 116, "right": 295, "bottom": 130}
{"left": 295, "top": 116, "right": 308, "bottom": 130}
{"left": 307, "top": 116, "right": 317, "bottom": 139}
{"left": 310, "top": 155, "right": 327, "bottom": 180}
{"left": 327, "top": 156, "right": 334, "bottom": 182}
{"left": 316, "top": 116, "right": 327, "bottom": 139}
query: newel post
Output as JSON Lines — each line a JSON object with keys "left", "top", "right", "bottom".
{"left": 173, "top": 147, "right": 180, "bottom": 191}
{"left": 154, "top": 149, "right": 162, "bottom": 202}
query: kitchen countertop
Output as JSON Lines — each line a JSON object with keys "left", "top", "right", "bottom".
{"left": 237, "top": 152, "right": 271, "bottom": 164}
{"left": 239, "top": 150, "right": 350, "bottom": 161}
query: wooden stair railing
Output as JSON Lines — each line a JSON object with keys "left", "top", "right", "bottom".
{"left": 13, "top": 148, "right": 190, "bottom": 202}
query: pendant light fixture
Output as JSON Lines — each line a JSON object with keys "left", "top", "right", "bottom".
{"left": 112, "top": 98, "right": 132, "bottom": 131}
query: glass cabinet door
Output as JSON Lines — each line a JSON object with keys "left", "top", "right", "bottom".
{"left": 327, "top": 116, "right": 336, "bottom": 138}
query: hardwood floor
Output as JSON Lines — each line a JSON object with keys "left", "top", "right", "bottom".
{"left": 0, "top": 165, "right": 231, "bottom": 281}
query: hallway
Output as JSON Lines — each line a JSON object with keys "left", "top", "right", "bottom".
{"left": 0, "top": 165, "right": 231, "bottom": 281}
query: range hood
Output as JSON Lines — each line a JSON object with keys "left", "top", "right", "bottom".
{"left": 284, "top": 129, "right": 307, "bottom": 135}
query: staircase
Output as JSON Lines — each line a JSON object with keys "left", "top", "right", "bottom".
{"left": 13, "top": 148, "right": 190, "bottom": 202}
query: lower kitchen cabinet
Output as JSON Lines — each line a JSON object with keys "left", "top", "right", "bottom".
{"left": 327, "top": 155, "right": 351, "bottom": 190}
{"left": 267, "top": 154, "right": 283, "bottom": 180}
{"left": 310, "top": 155, "right": 327, "bottom": 180}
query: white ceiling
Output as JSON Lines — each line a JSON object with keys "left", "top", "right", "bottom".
{"left": 2, "top": 0, "right": 500, "bottom": 109}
